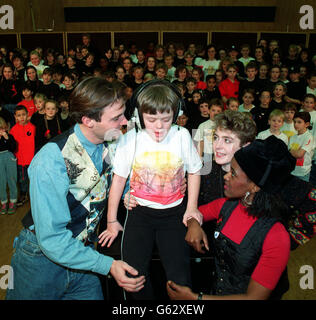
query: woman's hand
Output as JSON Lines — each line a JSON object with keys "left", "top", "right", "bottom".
{"left": 167, "top": 281, "right": 197, "bottom": 300}
{"left": 185, "top": 218, "right": 209, "bottom": 254}
{"left": 98, "top": 221, "right": 123, "bottom": 247}
{"left": 123, "top": 190, "right": 138, "bottom": 210}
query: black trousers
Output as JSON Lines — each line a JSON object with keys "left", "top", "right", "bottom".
{"left": 122, "top": 203, "right": 191, "bottom": 300}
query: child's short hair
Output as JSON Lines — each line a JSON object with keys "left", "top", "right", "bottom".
{"left": 34, "top": 93, "right": 47, "bottom": 101}
{"left": 269, "top": 109, "right": 285, "bottom": 120}
{"left": 273, "top": 82, "right": 287, "bottom": 93}
{"left": 186, "top": 77, "right": 197, "bottom": 85}
{"left": 294, "top": 111, "right": 311, "bottom": 123}
{"left": 155, "top": 63, "right": 168, "bottom": 73}
{"left": 58, "top": 95, "right": 69, "bottom": 104}
{"left": 144, "top": 73, "right": 154, "bottom": 82}
{"left": 242, "top": 88, "right": 255, "bottom": 98}
{"left": 192, "top": 67, "right": 204, "bottom": 78}
{"left": 133, "top": 65, "right": 144, "bottom": 73}
{"left": 209, "top": 98, "right": 224, "bottom": 110}
{"left": 240, "top": 43, "right": 251, "bottom": 50}
{"left": 260, "top": 88, "right": 271, "bottom": 96}
{"left": 45, "top": 99, "right": 58, "bottom": 109}
{"left": 43, "top": 67, "right": 53, "bottom": 76}
{"left": 226, "top": 63, "right": 238, "bottom": 72}
{"left": 283, "top": 103, "right": 297, "bottom": 112}
{"left": 15, "top": 105, "right": 28, "bottom": 114}
{"left": 21, "top": 83, "right": 33, "bottom": 92}
{"left": 227, "top": 97, "right": 239, "bottom": 106}
{"left": 245, "top": 62, "right": 258, "bottom": 71}
{"left": 199, "top": 97, "right": 210, "bottom": 107}
{"left": 205, "top": 74, "right": 216, "bottom": 82}
{"left": 184, "top": 51, "right": 194, "bottom": 58}
{"left": 303, "top": 93, "right": 316, "bottom": 102}
{"left": 136, "top": 82, "right": 182, "bottom": 121}
{"left": 307, "top": 71, "right": 316, "bottom": 80}
{"left": 62, "top": 72, "right": 75, "bottom": 82}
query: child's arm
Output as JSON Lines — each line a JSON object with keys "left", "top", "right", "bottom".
{"left": 98, "top": 174, "right": 127, "bottom": 247}
{"left": 182, "top": 172, "right": 203, "bottom": 226}
{"left": 197, "top": 140, "right": 204, "bottom": 158}
{"left": 284, "top": 95, "right": 302, "bottom": 106}
{"left": 290, "top": 147, "right": 306, "bottom": 159}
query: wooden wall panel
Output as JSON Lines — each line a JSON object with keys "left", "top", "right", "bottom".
{"left": 0, "top": 34, "right": 18, "bottom": 50}
{"left": 212, "top": 32, "right": 258, "bottom": 53}
{"left": 114, "top": 32, "right": 158, "bottom": 50}
{"left": 20, "top": 33, "right": 64, "bottom": 54}
{"left": 162, "top": 32, "right": 208, "bottom": 48}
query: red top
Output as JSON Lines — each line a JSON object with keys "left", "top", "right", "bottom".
{"left": 196, "top": 81, "right": 207, "bottom": 90}
{"left": 18, "top": 99, "right": 36, "bottom": 117}
{"left": 199, "top": 198, "right": 290, "bottom": 290}
{"left": 10, "top": 122, "right": 36, "bottom": 165}
{"left": 218, "top": 78, "right": 240, "bottom": 107}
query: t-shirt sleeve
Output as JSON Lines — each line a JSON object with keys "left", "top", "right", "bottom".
{"left": 198, "top": 198, "right": 226, "bottom": 222}
{"left": 251, "top": 222, "right": 290, "bottom": 290}
{"left": 301, "top": 135, "right": 314, "bottom": 154}
{"left": 181, "top": 127, "right": 203, "bottom": 173}
{"left": 112, "top": 130, "right": 136, "bottom": 178}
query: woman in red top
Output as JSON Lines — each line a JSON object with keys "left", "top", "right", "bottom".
{"left": 167, "top": 136, "right": 296, "bottom": 300}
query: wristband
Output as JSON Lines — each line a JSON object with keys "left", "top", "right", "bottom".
{"left": 197, "top": 292, "right": 203, "bottom": 300}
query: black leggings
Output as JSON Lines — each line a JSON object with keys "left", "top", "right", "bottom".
{"left": 122, "top": 203, "right": 191, "bottom": 300}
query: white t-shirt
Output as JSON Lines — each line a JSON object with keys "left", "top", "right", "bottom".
{"left": 281, "top": 122, "right": 297, "bottom": 140}
{"left": 289, "top": 130, "right": 314, "bottom": 177}
{"left": 166, "top": 66, "right": 176, "bottom": 82}
{"left": 193, "top": 119, "right": 215, "bottom": 156}
{"left": 257, "top": 129, "right": 288, "bottom": 146}
{"left": 306, "top": 86, "right": 316, "bottom": 96}
{"left": 238, "top": 104, "right": 255, "bottom": 112}
{"left": 113, "top": 125, "right": 202, "bottom": 209}
{"left": 196, "top": 59, "right": 220, "bottom": 79}
{"left": 238, "top": 57, "right": 255, "bottom": 67}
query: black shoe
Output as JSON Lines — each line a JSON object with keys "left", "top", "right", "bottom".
{"left": 16, "top": 196, "right": 26, "bottom": 207}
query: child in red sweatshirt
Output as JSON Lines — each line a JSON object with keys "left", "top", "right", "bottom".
{"left": 10, "top": 105, "right": 36, "bottom": 206}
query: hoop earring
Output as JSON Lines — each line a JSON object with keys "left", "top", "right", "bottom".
{"left": 242, "top": 191, "right": 252, "bottom": 207}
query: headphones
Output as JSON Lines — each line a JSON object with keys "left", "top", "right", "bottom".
{"left": 130, "top": 79, "right": 185, "bottom": 130}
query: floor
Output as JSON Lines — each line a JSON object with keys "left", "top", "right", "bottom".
{"left": 1, "top": 201, "right": 316, "bottom": 300}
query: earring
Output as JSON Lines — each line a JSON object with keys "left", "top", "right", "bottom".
{"left": 242, "top": 191, "right": 252, "bottom": 206}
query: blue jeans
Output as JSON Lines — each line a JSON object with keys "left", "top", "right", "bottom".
{"left": 0, "top": 151, "right": 17, "bottom": 203}
{"left": 17, "top": 165, "right": 29, "bottom": 195}
{"left": 5, "top": 229, "right": 104, "bottom": 300}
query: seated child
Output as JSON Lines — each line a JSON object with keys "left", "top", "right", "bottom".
{"left": 238, "top": 88, "right": 256, "bottom": 112}
{"left": 35, "top": 99, "right": 63, "bottom": 152}
{"left": 257, "top": 109, "right": 288, "bottom": 146}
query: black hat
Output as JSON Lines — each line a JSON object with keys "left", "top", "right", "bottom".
{"left": 289, "top": 65, "right": 300, "bottom": 74}
{"left": 234, "top": 136, "right": 296, "bottom": 193}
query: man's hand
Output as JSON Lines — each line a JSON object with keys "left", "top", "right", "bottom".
{"left": 185, "top": 218, "right": 209, "bottom": 254}
{"left": 110, "top": 260, "right": 145, "bottom": 292}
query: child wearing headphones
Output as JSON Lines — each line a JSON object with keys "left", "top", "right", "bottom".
{"left": 99, "top": 80, "right": 203, "bottom": 299}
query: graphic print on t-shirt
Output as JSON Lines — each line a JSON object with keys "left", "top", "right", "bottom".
{"left": 130, "top": 150, "right": 184, "bottom": 205}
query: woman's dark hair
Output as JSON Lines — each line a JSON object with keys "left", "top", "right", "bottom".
{"left": 247, "top": 190, "right": 290, "bottom": 226}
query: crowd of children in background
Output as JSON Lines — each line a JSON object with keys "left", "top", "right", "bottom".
{"left": 0, "top": 33, "right": 316, "bottom": 214}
